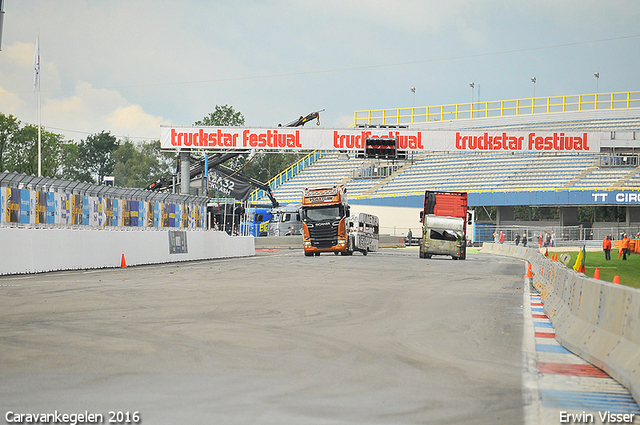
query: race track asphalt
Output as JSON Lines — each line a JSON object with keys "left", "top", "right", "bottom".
{"left": 0, "top": 248, "right": 525, "bottom": 425}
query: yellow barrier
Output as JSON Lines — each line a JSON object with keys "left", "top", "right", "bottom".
{"left": 354, "top": 91, "right": 640, "bottom": 126}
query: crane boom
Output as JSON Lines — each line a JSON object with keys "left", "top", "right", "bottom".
{"left": 146, "top": 110, "right": 323, "bottom": 208}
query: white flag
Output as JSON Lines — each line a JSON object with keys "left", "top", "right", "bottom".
{"left": 33, "top": 32, "right": 40, "bottom": 91}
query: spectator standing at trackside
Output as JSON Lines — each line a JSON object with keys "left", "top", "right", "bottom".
{"left": 406, "top": 228, "right": 412, "bottom": 246}
{"left": 514, "top": 233, "right": 520, "bottom": 246}
{"left": 603, "top": 234, "right": 612, "bottom": 261}
{"left": 522, "top": 233, "right": 528, "bottom": 247}
{"left": 550, "top": 232, "right": 556, "bottom": 247}
{"left": 499, "top": 231, "right": 505, "bottom": 244}
{"left": 493, "top": 232, "right": 498, "bottom": 243}
{"left": 538, "top": 233, "right": 543, "bottom": 248}
{"left": 621, "top": 232, "right": 631, "bottom": 260}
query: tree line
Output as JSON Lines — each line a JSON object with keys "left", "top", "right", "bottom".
{"left": 0, "top": 105, "right": 306, "bottom": 190}
{"left": 0, "top": 112, "right": 175, "bottom": 188}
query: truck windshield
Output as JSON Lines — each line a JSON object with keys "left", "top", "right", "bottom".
{"left": 303, "top": 205, "right": 342, "bottom": 222}
{"left": 430, "top": 229, "right": 459, "bottom": 242}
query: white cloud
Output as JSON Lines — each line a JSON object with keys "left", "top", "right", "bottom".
{"left": 0, "top": 38, "right": 170, "bottom": 142}
{"left": 41, "top": 82, "right": 171, "bottom": 141}
{"left": 4, "top": 41, "right": 35, "bottom": 69}
{"left": 0, "top": 41, "right": 41, "bottom": 125}
{"left": 107, "top": 104, "right": 171, "bottom": 140}
{"left": 0, "top": 0, "right": 638, "bottom": 139}
{"left": 0, "top": 87, "right": 24, "bottom": 117}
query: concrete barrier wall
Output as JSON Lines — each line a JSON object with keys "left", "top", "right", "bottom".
{"left": 254, "top": 235, "right": 303, "bottom": 249}
{"left": 0, "top": 228, "right": 254, "bottom": 275}
{"left": 481, "top": 242, "right": 640, "bottom": 406}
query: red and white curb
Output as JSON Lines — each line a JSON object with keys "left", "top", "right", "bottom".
{"left": 523, "top": 279, "right": 639, "bottom": 424}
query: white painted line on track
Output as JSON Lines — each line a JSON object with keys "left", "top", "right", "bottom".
{"left": 523, "top": 272, "right": 542, "bottom": 425}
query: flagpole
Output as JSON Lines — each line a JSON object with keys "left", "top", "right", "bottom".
{"left": 37, "top": 31, "right": 41, "bottom": 177}
{"left": 34, "top": 30, "right": 41, "bottom": 176}
{"left": 37, "top": 81, "right": 41, "bottom": 176}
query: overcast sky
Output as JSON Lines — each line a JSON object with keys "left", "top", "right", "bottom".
{"left": 1, "top": 1, "right": 639, "bottom": 142}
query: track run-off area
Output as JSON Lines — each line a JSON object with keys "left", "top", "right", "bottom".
{"left": 1, "top": 248, "right": 638, "bottom": 424}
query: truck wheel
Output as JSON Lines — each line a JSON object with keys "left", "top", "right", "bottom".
{"left": 315, "top": 252, "right": 320, "bottom": 256}
{"left": 304, "top": 252, "right": 313, "bottom": 257}
{"left": 452, "top": 256, "right": 459, "bottom": 260}
{"left": 419, "top": 250, "right": 424, "bottom": 258}
{"left": 425, "top": 254, "right": 432, "bottom": 259}
{"left": 362, "top": 250, "right": 367, "bottom": 256}
{"left": 334, "top": 252, "right": 339, "bottom": 256}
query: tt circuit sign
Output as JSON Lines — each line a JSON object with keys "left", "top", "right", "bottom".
{"left": 592, "top": 191, "right": 640, "bottom": 204}
{"left": 470, "top": 190, "right": 640, "bottom": 207}
{"left": 160, "top": 126, "right": 601, "bottom": 153}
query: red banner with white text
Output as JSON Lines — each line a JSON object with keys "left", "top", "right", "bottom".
{"left": 160, "top": 126, "right": 601, "bottom": 153}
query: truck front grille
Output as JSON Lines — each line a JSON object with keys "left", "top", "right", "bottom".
{"left": 308, "top": 225, "right": 338, "bottom": 249}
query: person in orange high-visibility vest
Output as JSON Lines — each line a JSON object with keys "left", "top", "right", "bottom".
{"left": 603, "top": 234, "right": 612, "bottom": 261}
{"left": 621, "top": 233, "right": 631, "bottom": 260}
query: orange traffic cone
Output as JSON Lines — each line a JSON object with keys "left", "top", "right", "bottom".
{"left": 544, "top": 248, "right": 549, "bottom": 257}
{"left": 525, "top": 263, "right": 533, "bottom": 278}
{"left": 121, "top": 254, "right": 127, "bottom": 268}
{"left": 613, "top": 275, "right": 620, "bottom": 285}
{"left": 593, "top": 267, "right": 600, "bottom": 279}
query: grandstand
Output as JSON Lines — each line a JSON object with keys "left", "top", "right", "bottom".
{"left": 249, "top": 91, "right": 640, "bottom": 241}
{"left": 252, "top": 150, "right": 640, "bottom": 202}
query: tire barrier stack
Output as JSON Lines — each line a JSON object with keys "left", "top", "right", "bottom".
{"left": 481, "top": 242, "right": 640, "bottom": 407}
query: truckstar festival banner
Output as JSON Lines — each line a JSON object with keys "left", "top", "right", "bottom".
{"left": 160, "top": 126, "right": 601, "bottom": 153}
